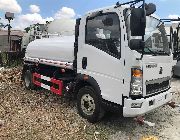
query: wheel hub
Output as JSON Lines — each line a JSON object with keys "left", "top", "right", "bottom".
{"left": 24, "top": 74, "right": 30, "bottom": 87}
{"left": 81, "top": 94, "right": 95, "bottom": 115}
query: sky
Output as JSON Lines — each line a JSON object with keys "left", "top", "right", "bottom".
{"left": 0, "top": 0, "right": 180, "bottom": 30}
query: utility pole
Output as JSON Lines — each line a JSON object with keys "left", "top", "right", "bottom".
{"left": 4, "top": 12, "right": 14, "bottom": 66}
{"left": 4, "top": 12, "right": 14, "bottom": 43}
{"left": 0, "top": 18, "right": 3, "bottom": 66}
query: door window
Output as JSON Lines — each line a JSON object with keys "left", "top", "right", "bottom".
{"left": 86, "top": 13, "right": 121, "bottom": 58}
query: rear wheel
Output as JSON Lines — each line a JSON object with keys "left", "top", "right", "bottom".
{"left": 171, "top": 68, "right": 177, "bottom": 78}
{"left": 77, "top": 86, "right": 105, "bottom": 123}
{"left": 24, "top": 70, "right": 35, "bottom": 90}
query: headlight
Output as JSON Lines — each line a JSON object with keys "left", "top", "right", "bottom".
{"left": 130, "top": 68, "right": 143, "bottom": 96}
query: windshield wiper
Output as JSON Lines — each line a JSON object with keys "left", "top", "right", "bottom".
{"left": 156, "top": 50, "right": 169, "bottom": 55}
{"left": 144, "top": 47, "right": 157, "bottom": 56}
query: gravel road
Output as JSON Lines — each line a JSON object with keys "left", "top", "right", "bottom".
{"left": 0, "top": 68, "right": 180, "bottom": 140}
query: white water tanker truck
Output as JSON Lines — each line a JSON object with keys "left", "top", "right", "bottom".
{"left": 22, "top": 0, "right": 175, "bottom": 123}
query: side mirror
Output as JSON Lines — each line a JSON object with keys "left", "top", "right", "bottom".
{"left": 102, "top": 18, "right": 113, "bottom": 26}
{"left": 130, "top": 39, "right": 143, "bottom": 50}
{"left": 145, "top": 3, "right": 156, "bottom": 16}
{"left": 130, "top": 8, "right": 146, "bottom": 36}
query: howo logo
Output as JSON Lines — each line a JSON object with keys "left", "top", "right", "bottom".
{"left": 159, "top": 67, "right": 163, "bottom": 74}
{"left": 146, "top": 64, "right": 157, "bottom": 68}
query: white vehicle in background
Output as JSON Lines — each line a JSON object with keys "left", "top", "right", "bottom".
{"left": 22, "top": 0, "right": 174, "bottom": 123}
{"left": 163, "top": 18, "right": 180, "bottom": 76}
{"left": 21, "top": 23, "right": 49, "bottom": 51}
{"left": 21, "top": 19, "right": 76, "bottom": 51}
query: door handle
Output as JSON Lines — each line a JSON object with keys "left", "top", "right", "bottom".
{"left": 82, "top": 57, "right": 87, "bottom": 69}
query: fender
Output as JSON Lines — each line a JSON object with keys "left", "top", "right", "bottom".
{"left": 74, "top": 74, "right": 102, "bottom": 98}
{"left": 74, "top": 74, "right": 123, "bottom": 112}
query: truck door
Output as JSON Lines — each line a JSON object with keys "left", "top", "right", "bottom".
{"left": 77, "top": 11, "right": 126, "bottom": 105}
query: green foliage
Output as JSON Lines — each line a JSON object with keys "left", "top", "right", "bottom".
{"left": 24, "top": 27, "right": 31, "bottom": 33}
{"left": 0, "top": 18, "right": 4, "bottom": 28}
{"left": 0, "top": 52, "right": 23, "bottom": 68}
{"left": 0, "top": 23, "right": 4, "bottom": 28}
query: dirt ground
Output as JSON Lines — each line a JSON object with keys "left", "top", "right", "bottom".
{"left": 0, "top": 67, "right": 180, "bottom": 140}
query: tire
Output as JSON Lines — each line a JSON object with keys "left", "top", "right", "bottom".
{"left": 77, "top": 86, "right": 105, "bottom": 123}
{"left": 24, "top": 70, "right": 36, "bottom": 90}
{"left": 171, "top": 70, "right": 174, "bottom": 78}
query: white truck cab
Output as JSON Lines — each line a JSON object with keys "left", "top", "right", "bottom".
{"left": 22, "top": 0, "right": 173, "bottom": 122}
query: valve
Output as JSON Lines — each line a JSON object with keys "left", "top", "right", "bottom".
{"left": 167, "top": 102, "right": 180, "bottom": 113}
{"left": 134, "top": 116, "right": 155, "bottom": 127}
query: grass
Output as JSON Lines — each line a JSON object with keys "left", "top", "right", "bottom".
{"left": 0, "top": 52, "right": 23, "bottom": 68}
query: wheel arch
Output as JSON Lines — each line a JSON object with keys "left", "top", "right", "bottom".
{"left": 22, "top": 63, "right": 36, "bottom": 80}
{"left": 73, "top": 74, "right": 102, "bottom": 98}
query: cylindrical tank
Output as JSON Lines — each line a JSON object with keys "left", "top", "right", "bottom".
{"left": 25, "top": 35, "right": 75, "bottom": 63}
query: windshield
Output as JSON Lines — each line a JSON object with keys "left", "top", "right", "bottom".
{"left": 144, "top": 17, "right": 170, "bottom": 55}
{"left": 126, "top": 12, "right": 170, "bottom": 56}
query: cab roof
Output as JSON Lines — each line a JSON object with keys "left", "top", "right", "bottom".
{"left": 85, "top": 5, "right": 129, "bottom": 16}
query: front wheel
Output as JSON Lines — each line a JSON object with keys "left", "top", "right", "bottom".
{"left": 77, "top": 86, "right": 105, "bottom": 123}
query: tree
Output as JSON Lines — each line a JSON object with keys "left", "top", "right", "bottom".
{"left": 24, "top": 27, "right": 31, "bottom": 33}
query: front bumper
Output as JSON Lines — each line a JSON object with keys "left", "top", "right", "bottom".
{"left": 123, "top": 89, "right": 172, "bottom": 117}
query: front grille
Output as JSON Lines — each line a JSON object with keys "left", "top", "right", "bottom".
{"left": 146, "top": 80, "right": 169, "bottom": 95}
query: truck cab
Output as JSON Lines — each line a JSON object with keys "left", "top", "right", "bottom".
{"left": 75, "top": 1, "right": 172, "bottom": 116}
{"left": 23, "top": 0, "right": 173, "bottom": 122}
